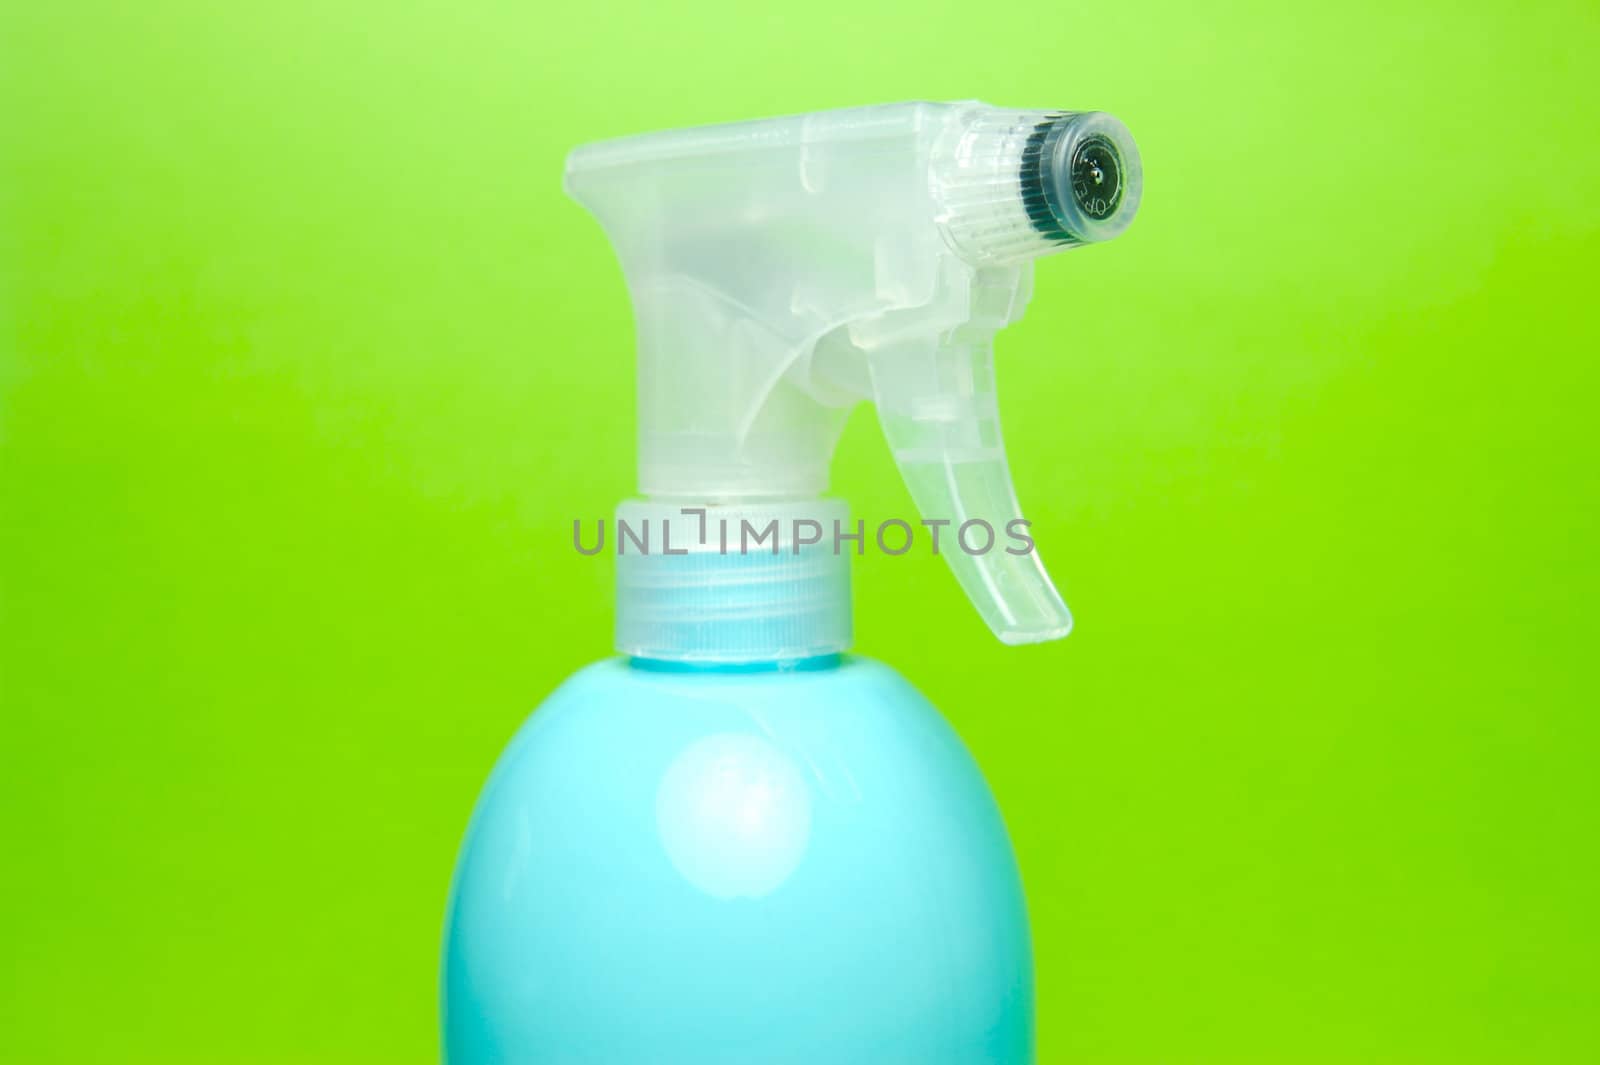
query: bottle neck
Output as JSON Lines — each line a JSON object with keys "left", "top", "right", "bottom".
{"left": 629, "top": 654, "right": 843, "bottom": 674}
{"left": 613, "top": 499, "right": 853, "bottom": 666}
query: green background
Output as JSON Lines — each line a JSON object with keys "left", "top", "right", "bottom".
{"left": 3, "top": 2, "right": 1597, "bottom": 1062}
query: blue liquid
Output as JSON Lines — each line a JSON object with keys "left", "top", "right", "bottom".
{"left": 442, "top": 656, "right": 1032, "bottom": 1063}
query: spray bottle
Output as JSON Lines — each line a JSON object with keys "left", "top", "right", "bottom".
{"left": 442, "top": 101, "right": 1142, "bottom": 1063}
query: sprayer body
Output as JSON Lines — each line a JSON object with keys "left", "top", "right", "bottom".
{"left": 566, "top": 102, "right": 1144, "bottom": 644}
{"left": 441, "top": 656, "right": 1033, "bottom": 1064}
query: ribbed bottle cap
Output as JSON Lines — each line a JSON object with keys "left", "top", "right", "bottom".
{"left": 614, "top": 500, "right": 852, "bottom": 665}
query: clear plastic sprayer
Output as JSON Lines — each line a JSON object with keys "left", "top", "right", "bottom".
{"left": 566, "top": 101, "right": 1142, "bottom": 653}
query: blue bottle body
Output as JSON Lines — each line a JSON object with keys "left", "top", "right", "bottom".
{"left": 442, "top": 655, "right": 1033, "bottom": 1063}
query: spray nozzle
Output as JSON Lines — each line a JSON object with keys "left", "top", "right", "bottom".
{"left": 566, "top": 102, "right": 1142, "bottom": 651}
{"left": 1068, "top": 136, "right": 1125, "bottom": 219}
{"left": 944, "top": 108, "right": 1143, "bottom": 262}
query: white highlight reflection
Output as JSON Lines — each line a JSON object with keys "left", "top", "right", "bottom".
{"left": 656, "top": 732, "right": 813, "bottom": 900}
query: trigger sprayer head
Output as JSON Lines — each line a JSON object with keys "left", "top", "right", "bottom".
{"left": 566, "top": 102, "right": 1142, "bottom": 661}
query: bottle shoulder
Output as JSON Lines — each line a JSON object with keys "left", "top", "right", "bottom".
{"left": 502, "top": 654, "right": 972, "bottom": 806}
{"left": 551, "top": 654, "right": 923, "bottom": 705}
